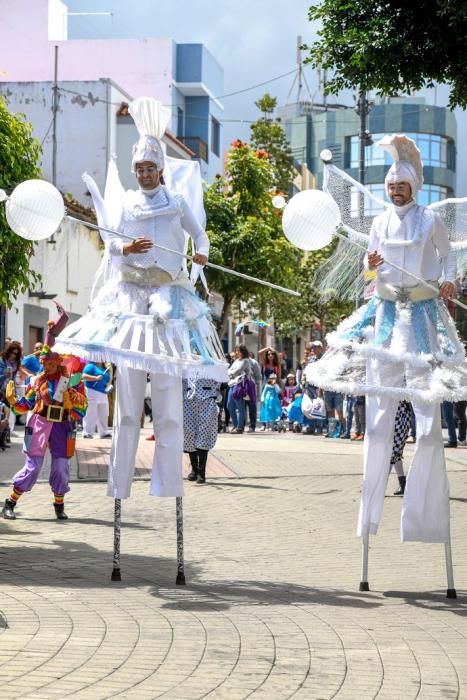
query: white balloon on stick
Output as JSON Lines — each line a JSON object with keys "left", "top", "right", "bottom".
{"left": 282, "top": 189, "right": 340, "bottom": 251}
{"left": 2, "top": 178, "right": 300, "bottom": 296}
{"left": 5, "top": 179, "right": 65, "bottom": 241}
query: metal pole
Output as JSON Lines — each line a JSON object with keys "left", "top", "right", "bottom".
{"left": 65, "top": 215, "right": 301, "bottom": 297}
{"left": 111, "top": 498, "right": 122, "bottom": 581}
{"left": 445, "top": 541, "right": 457, "bottom": 599}
{"left": 359, "top": 534, "right": 370, "bottom": 591}
{"left": 52, "top": 45, "right": 59, "bottom": 187}
{"left": 175, "top": 497, "right": 186, "bottom": 585}
{"left": 358, "top": 91, "right": 366, "bottom": 224}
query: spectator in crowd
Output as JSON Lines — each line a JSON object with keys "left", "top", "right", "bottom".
{"left": 281, "top": 373, "right": 297, "bottom": 410}
{"left": 456, "top": 401, "right": 467, "bottom": 446}
{"left": 220, "top": 353, "right": 233, "bottom": 432}
{"left": 442, "top": 400, "right": 467, "bottom": 448}
{"left": 0, "top": 388, "right": 10, "bottom": 450}
{"left": 307, "top": 340, "right": 324, "bottom": 363}
{"left": 227, "top": 345, "right": 252, "bottom": 434}
{"left": 351, "top": 396, "right": 366, "bottom": 440}
{"left": 0, "top": 341, "right": 23, "bottom": 438}
{"left": 341, "top": 395, "right": 355, "bottom": 439}
{"left": 259, "top": 373, "right": 282, "bottom": 430}
{"left": 248, "top": 352, "right": 262, "bottom": 433}
{"left": 81, "top": 361, "right": 112, "bottom": 439}
{"left": 324, "top": 389, "right": 346, "bottom": 438}
{"left": 183, "top": 378, "right": 220, "bottom": 484}
{"left": 258, "top": 346, "right": 281, "bottom": 384}
{"left": 307, "top": 390, "right": 327, "bottom": 434}
{"left": 21, "top": 342, "right": 43, "bottom": 384}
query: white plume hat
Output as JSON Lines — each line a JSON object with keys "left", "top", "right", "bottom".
{"left": 378, "top": 134, "right": 424, "bottom": 196}
{"left": 129, "top": 97, "right": 171, "bottom": 172}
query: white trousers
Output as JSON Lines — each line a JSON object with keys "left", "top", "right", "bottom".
{"left": 83, "top": 388, "right": 109, "bottom": 436}
{"left": 358, "top": 395, "right": 450, "bottom": 542}
{"left": 107, "top": 367, "right": 183, "bottom": 498}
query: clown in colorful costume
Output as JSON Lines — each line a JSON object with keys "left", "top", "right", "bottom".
{"left": 306, "top": 134, "right": 467, "bottom": 544}
{"left": 1, "top": 347, "right": 87, "bottom": 521}
{"left": 54, "top": 97, "right": 228, "bottom": 499}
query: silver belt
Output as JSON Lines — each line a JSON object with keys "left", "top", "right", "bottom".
{"left": 120, "top": 264, "right": 174, "bottom": 288}
{"left": 375, "top": 279, "right": 438, "bottom": 303}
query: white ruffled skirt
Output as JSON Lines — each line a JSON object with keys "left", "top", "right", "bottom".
{"left": 54, "top": 276, "right": 229, "bottom": 382}
{"left": 305, "top": 293, "right": 467, "bottom": 403}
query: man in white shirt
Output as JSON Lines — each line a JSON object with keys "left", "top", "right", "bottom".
{"left": 306, "top": 134, "right": 466, "bottom": 545}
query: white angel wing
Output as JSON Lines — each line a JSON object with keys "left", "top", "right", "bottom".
{"left": 428, "top": 196, "right": 467, "bottom": 278}
{"left": 314, "top": 163, "right": 377, "bottom": 300}
{"left": 82, "top": 158, "right": 125, "bottom": 301}
{"left": 428, "top": 197, "right": 467, "bottom": 250}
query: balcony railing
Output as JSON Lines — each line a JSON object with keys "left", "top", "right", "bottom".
{"left": 177, "top": 136, "right": 209, "bottom": 163}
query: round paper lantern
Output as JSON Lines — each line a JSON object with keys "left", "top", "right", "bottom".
{"left": 5, "top": 179, "right": 65, "bottom": 241}
{"left": 282, "top": 189, "right": 340, "bottom": 251}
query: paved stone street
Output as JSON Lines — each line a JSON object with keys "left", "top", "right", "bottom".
{"left": 1, "top": 427, "right": 467, "bottom": 699}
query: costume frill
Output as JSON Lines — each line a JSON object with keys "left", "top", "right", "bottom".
{"left": 305, "top": 288, "right": 467, "bottom": 404}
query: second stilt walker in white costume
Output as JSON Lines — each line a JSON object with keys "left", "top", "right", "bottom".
{"left": 55, "top": 97, "right": 228, "bottom": 500}
{"left": 306, "top": 135, "right": 467, "bottom": 548}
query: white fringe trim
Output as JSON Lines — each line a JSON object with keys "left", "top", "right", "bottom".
{"left": 53, "top": 340, "right": 229, "bottom": 382}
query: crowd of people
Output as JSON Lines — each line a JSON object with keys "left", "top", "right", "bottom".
{"left": 219, "top": 340, "right": 467, "bottom": 450}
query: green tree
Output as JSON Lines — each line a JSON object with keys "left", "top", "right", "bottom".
{"left": 0, "top": 97, "right": 41, "bottom": 306}
{"left": 204, "top": 140, "right": 300, "bottom": 338}
{"left": 250, "top": 93, "right": 295, "bottom": 194}
{"left": 306, "top": 1, "right": 467, "bottom": 109}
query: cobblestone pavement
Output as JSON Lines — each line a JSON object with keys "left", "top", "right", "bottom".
{"left": 0, "top": 429, "right": 467, "bottom": 699}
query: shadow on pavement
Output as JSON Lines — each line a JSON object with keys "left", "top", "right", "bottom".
{"left": 383, "top": 589, "right": 467, "bottom": 614}
{"left": 154, "top": 580, "right": 383, "bottom": 612}
{"left": 16, "top": 516, "right": 155, "bottom": 530}
{"left": 0, "top": 538, "right": 203, "bottom": 589}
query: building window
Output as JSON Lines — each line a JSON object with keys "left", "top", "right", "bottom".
{"left": 349, "top": 133, "right": 453, "bottom": 169}
{"left": 211, "top": 116, "right": 220, "bottom": 157}
{"left": 350, "top": 184, "right": 386, "bottom": 218}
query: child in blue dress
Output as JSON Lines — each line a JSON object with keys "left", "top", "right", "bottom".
{"left": 259, "top": 374, "right": 282, "bottom": 431}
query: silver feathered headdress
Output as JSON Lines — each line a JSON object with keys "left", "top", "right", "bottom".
{"left": 129, "top": 97, "right": 171, "bottom": 172}
{"left": 378, "top": 134, "right": 423, "bottom": 196}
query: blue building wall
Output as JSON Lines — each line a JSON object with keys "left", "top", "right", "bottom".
{"left": 174, "top": 43, "right": 223, "bottom": 182}
{"left": 282, "top": 99, "right": 457, "bottom": 208}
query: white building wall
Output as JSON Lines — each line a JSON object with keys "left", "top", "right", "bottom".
{"left": 6, "top": 219, "right": 102, "bottom": 351}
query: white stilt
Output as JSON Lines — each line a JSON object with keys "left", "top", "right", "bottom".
{"left": 359, "top": 534, "right": 370, "bottom": 591}
{"left": 445, "top": 540, "right": 456, "bottom": 599}
{"left": 176, "top": 496, "right": 186, "bottom": 585}
{"left": 111, "top": 498, "right": 122, "bottom": 581}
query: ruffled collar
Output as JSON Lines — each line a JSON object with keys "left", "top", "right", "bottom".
{"left": 123, "top": 186, "right": 179, "bottom": 220}
{"left": 380, "top": 203, "right": 428, "bottom": 248}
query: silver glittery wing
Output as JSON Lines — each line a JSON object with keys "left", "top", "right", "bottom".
{"left": 429, "top": 197, "right": 467, "bottom": 276}
{"left": 314, "top": 163, "right": 386, "bottom": 301}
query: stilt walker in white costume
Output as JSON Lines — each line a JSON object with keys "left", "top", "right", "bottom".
{"left": 54, "top": 97, "right": 228, "bottom": 583}
{"left": 305, "top": 135, "right": 467, "bottom": 597}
